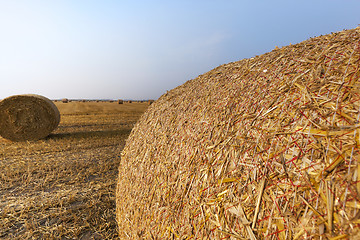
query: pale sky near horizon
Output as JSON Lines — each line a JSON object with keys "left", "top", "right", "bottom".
{"left": 1, "top": 1, "right": 359, "bottom": 100}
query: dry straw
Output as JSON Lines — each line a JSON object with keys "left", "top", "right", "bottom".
{"left": 62, "top": 98, "right": 69, "bottom": 103}
{"left": 0, "top": 94, "right": 60, "bottom": 141}
{"left": 118, "top": 99, "right": 124, "bottom": 104}
{"left": 116, "top": 28, "right": 360, "bottom": 239}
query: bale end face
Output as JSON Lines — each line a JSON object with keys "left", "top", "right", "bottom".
{"left": 0, "top": 94, "right": 60, "bottom": 141}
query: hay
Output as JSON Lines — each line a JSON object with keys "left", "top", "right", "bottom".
{"left": 0, "top": 94, "right": 60, "bottom": 141}
{"left": 118, "top": 100, "right": 124, "bottom": 104}
{"left": 116, "top": 27, "right": 360, "bottom": 239}
{"left": 62, "top": 98, "right": 69, "bottom": 103}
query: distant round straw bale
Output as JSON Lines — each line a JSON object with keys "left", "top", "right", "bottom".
{"left": 118, "top": 99, "right": 123, "bottom": 104}
{"left": 62, "top": 98, "right": 69, "bottom": 103}
{"left": 116, "top": 28, "right": 360, "bottom": 238}
{"left": 0, "top": 94, "right": 60, "bottom": 141}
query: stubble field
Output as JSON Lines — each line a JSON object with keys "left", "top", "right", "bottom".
{"left": 0, "top": 101, "right": 149, "bottom": 239}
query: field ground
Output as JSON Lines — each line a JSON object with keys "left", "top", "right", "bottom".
{"left": 0, "top": 101, "right": 149, "bottom": 239}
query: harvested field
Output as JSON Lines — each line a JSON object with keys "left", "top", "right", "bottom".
{"left": 117, "top": 28, "right": 360, "bottom": 239}
{"left": 0, "top": 101, "right": 148, "bottom": 239}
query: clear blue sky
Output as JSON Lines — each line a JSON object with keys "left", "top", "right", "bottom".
{"left": 1, "top": 1, "right": 359, "bottom": 100}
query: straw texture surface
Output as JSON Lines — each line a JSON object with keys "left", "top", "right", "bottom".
{"left": 116, "top": 28, "right": 360, "bottom": 239}
{"left": 0, "top": 94, "right": 60, "bottom": 141}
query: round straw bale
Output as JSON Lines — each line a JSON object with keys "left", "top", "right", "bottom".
{"left": 116, "top": 28, "right": 360, "bottom": 238}
{"left": 118, "top": 99, "right": 124, "bottom": 104}
{"left": 0, "top": 94, "right": 60, "bottom": 141}
{"left": 62, "top": 98, "right": 69, "bottom": 103}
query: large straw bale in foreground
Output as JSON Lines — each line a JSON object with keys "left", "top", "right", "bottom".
{"left": 0, "top": 94, "right": 60, "bottom": 141}
{"left": 116, "top": 28, "right": 360, "bottom": 239}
